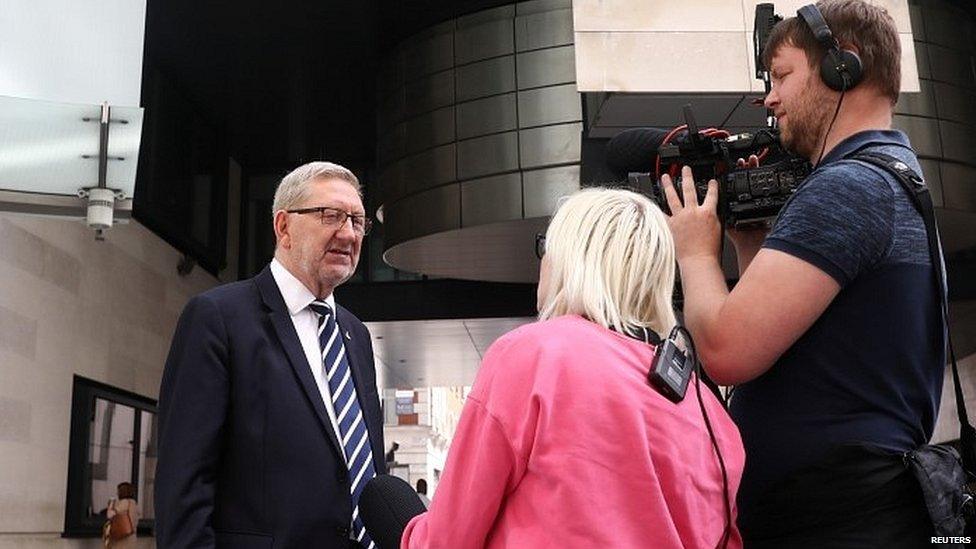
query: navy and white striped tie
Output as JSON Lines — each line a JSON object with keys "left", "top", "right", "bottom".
{"left": 309, "top": 301, "right": 376, "bottom": 549}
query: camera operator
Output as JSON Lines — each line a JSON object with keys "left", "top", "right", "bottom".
{"left": 663, "top": 1, "right": 943, "bottom": 547}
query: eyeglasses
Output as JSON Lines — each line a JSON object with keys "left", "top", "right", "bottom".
{"left": 287, "top": 206, "right": 372, "bottom": 235}
{"left": 535, "top": 233, "right": 546, "bottom": 260}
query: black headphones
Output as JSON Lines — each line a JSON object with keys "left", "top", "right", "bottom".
{"left": 797, "top": 4, "right": 863, "bottom": 91}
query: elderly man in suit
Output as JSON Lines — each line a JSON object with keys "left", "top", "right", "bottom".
{"left": 155, "top": 161, "right": 385, "bottom": 549}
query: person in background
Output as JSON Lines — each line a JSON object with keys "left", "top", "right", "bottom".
{"left": 106, "top": 482, "right": 139, "bottom": 548}
{"left": 415, "top": 479, "right": 430, "bottom": 508}
{"left": 399, "top": 188, "right": 745, "bottom": 548}
{"left": 385, "top": 442, "right": 400, "bottom": 466}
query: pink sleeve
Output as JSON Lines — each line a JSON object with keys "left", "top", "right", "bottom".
{"left": 401, "top": 396, "right": 521, "bottom": 549}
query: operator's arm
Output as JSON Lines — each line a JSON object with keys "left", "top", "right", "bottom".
{"left": 728, "top": 228, "right": 769, "bottom": 275}
{"left": 663, "top": 164, "right": 891, "bottom": 385}
{"left": 676, "top": 250, "right": 838, "bottom": 384}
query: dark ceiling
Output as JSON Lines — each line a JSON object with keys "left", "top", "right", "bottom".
{"left": 141, "top": 0, "right": 976, "bottom": 175}
{"left": 141, "top": 0, "right": 513, "bottom": 175}
{"left": 143, "top": 0, "right": 379, "bottom": 172}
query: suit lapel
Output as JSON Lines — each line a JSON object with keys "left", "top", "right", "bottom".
{"left": 256, "top": 267, "right": 344, "bottom": 460}
{"left": 336, "top": 306, "right": 384, "bottom": 470}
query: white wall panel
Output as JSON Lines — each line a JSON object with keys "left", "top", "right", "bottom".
{"left": 573, "top": 0, "right": 919, "bottom": 93}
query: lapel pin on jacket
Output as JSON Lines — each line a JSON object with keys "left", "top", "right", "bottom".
{"left": 345, "top": 330, "right": 352, "bottom": 340}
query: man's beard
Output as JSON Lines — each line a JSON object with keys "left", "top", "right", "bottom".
{"left": 780, "top": 78, "right": 834, "bottom": 161}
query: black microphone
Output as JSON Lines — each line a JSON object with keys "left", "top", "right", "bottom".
{"left": 359, "top": 475, "right": 427, "bottom": 549}
{"left": 605, "top": 127, "right": 673, "bottom": 175}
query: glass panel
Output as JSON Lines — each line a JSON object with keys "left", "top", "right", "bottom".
{"left": 0, "top": 0, "right": 145, "bottom": 106}
{"left": 138, "top": 411, "right": 157, "bottom": 521}
{"left": 369, "top": 231, "right": 395, "bottom": 282}
{"left": 399, "top": 271, "right": 424, "bottom": 281}
{"left": 88, "top": 398, "right": 135, "bottom": 521}
{"left": 0, "top": 95, "right": 143, "bottom": 198}
{"left": 242, "top": 195, "right": 275, "bottom": 278}
{"left": 133, "top": 65, "right": 226, "bottom": 274}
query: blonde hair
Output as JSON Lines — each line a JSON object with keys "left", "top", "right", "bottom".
{"left": 271, "top": 161, "right": 361, "bottom": 219}
{"left": 538, "top": 187, "right": 677, "bottom": 337}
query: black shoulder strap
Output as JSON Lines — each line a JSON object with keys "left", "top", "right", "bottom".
{"left": 850, "top": 151, "right": 976, "bottom": 469}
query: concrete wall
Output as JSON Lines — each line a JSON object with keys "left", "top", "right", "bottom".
{"left": 0, "top": 214, "right": 218, "bottom": 548}
{"left": 376, "top": 0, "right": 581, "bottom": 282}
{"left": 572, "top": 0, "right": 919, "bottom": 93}
{"left": 897, "top": 0, "right": 976, "bottom": 256}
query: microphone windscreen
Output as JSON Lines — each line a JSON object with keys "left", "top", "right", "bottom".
{"left": 605, "top": 127, "right": 672, "bottom": 175}
{"left": 360, "top": 475, "right": 427, "bottom": 549}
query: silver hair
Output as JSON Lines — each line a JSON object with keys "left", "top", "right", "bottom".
{"left": 271, "top": 161, "right": 361, "bottom": 218}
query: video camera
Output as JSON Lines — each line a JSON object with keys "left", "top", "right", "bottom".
{"left": 608, "top": 3, "right": 810, "bottom": 229}
{"left": 625, "top": 105, "right": 811, "bottom": 229}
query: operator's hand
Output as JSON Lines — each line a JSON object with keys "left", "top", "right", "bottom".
{"left": 661, "top": 165, "right": 721, "bottom": 262}
{"left": 728, "top": 154, "right": 769, "bottom": 250}
{"left": 728, "top": 154, "right": 769, "bottom": 271}
{"left": 736, "top": 154, "right": 760, "bottom": 169}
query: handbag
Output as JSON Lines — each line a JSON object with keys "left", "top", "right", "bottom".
{"left": 106, "top": 501, "right": 134, "bottom": 540}
{"left": 851, "top": 152, "right": 976, "bottom": 536}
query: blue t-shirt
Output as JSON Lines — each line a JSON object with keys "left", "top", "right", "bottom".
{"left": 729, "top": 130, "right": 946, "bottom": 515}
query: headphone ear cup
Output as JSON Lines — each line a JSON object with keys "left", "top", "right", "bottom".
{"left": 820, "top": 48, "right": 863, "bottom": 91}
{"left": 839, "top": 49, "right": 863, "bottom": 88}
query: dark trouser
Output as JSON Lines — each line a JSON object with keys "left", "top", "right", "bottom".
{"left": 740, "top": 444, "right": 943, "bottom": 549}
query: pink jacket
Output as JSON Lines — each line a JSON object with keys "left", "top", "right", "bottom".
{"left": 402, "top": 315, "right": 745, "bottom": 548}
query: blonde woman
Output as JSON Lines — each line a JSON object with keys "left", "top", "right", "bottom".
{"left": 401, "top": 188, "right": 746, "bottom": 548}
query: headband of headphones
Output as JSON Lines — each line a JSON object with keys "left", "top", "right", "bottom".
{"left": 797, "top": 4, "right": 837, "bottom": 49}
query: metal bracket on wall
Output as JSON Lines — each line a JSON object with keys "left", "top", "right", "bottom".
{"left": 177, "top": 253, "right": 196, "bottom": 277}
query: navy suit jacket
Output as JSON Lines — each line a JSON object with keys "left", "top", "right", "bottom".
{"left": 155, "top": 266, "right": 386, "bottom": 549}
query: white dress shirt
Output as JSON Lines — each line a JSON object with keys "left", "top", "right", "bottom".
{"left": 270, "top": 258, "right": 349, "bottom": 464}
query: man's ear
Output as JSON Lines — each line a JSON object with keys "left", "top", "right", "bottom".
{"left": 840, "top": 43, "right": 860, "bottom": 56}
{"left": 273, "top": 210, "right": 291, "bottom": 249}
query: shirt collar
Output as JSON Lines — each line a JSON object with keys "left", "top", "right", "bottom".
{"left": 819, "top": 129, "right": 913, "bottom": 166}
{"left": 270, "top": 258, "right": 335, "bottom": 316}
